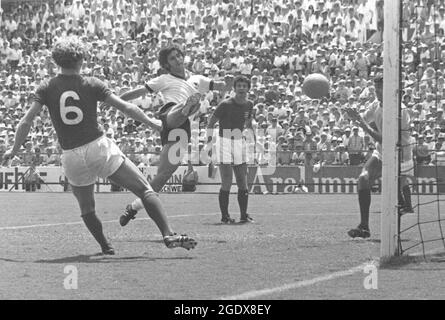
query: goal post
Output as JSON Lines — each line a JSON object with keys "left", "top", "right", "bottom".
{"left": 381, "top": 0, "right": 402, "bottom": 258}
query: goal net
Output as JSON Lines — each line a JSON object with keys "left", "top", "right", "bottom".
{"left": 382, "top": 0, "right": 445, "bottom": 258}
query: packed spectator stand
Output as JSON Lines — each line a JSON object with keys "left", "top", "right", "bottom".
{"left": 1, "top": 0, "right": 444, "bottom": 169}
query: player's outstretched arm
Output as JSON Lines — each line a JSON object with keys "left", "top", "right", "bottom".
{"left": 119, "top": 86, "right": 149, "bottom": 101}
{"left": 206, "top": 113, "right": 218, "bottom": 131}
{"left": 105, "top": 94, "right": 162, "bottom": 131}
{"left": 3, "top": 101, "right": 43, "bottom": 164}
{"left": 211, "top": 80, "right": 227, "bottom": 91}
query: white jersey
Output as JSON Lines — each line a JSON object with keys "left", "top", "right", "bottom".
{"left": 144, "top": 72, "right": 213, "bottom": 105}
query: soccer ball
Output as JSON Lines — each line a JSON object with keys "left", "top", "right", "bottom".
{"left": 302, "top": 73, "right": 330, "bottom": 99}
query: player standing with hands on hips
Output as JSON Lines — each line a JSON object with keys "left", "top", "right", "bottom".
{"left": 2, "top": 37, "right": 197, "bottom": 254}
{"left": 207, "top": 75, "right": 254, "bottom": 224}
{"left": 118, "top": 45, "right": 227, "bottom": 226}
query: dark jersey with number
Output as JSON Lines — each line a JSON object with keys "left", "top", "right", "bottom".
{"left": 213, "top": 97, "right": 253, "bottom": 137}
{"left": 34, "top": 74, "right": 111, "bottom": 150}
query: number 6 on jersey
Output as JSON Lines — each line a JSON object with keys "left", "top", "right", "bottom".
{"left": 60, "top": 91, "right": 83, "bottom": 125}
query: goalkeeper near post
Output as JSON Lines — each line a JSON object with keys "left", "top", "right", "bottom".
{"left": 345, "top": 75, "right": 413, "bottom": 239}
{"left": 118, "top": 45, "right": 227, "bottom": 226}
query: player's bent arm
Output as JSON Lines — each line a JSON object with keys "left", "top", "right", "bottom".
{"left": 206, "top": 113, "right": 219, "bottom": 129}
{"left": 245, "top": 117, "right": 254, "bottom": 130}
{"left": 357, "top": 118, "right": 382, "bottom": 144}
{"left": 104, "top": 94, "right": 162, "bottom": 131}
{"left": 119, "top": 86, "right": 149, "bottom": 101}
{"left": 211, "top": 81, "right": 226, "bottom": 91}
{"left": 11, "top": 101, "right": 43, "bottom": 154}
{"left": 345, "top": 106, "right": 382, "bottom": 143}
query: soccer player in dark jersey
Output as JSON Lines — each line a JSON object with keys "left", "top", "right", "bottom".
{"left": 207, "top": 75, "right": 254, "bottom": 223}
{"left": 118, "top": 45, "right": 226, "bottom": 226}
{"left": 2, "top": 37, "right": 197, "bottom": 254}
{"left": 345, "top": 76, "right": 413, "bottom": 238}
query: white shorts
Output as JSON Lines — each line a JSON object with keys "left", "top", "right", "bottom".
{"left": 400, "top": 159, "right": 414, "bottom": 177}
{"left": 216, "top": 136, "right": 247, "bottom": 165}
{"left": 61, "top": 135, "right": 125, "bottom": 187}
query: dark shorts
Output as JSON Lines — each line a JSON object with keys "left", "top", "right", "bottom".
{"left": 158, "top": 102, "right": 191, "bottom": 146}
{"left": 362, "top": 155, "right": 382, "bottom": 183}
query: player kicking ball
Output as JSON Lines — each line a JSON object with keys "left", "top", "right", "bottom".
{"left": 345, "top": 76, "right": 413, "bottom": 239}
{"left": 2, "top": 37, "right": 197, "bottom": 254}
{"left": 118, "top": 45, "right": 226, "bottom": 226}
{"left": 207, "top": 75, "right": 254, "bottom": 224}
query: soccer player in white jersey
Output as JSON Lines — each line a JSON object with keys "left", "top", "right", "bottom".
{"left": 118, "top": 45, "right": 226, "bottom": 226}
{"left": 345, "top": 76, "right": 413, "bottom": 238}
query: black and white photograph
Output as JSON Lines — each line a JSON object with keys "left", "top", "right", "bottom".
{"left": 0, "top": 0, "right": 444, "bottom": 305}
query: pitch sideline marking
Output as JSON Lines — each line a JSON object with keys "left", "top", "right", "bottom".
{"left": 0, "top": 213, "right": 214, "bottom": 230}
{"left": 0, "top": 212, "right": 356, "bottom": 231}
{"left": 220, "top": 260, "right": 379, "bottom": 300}
{"left": 220, "top": 245, "right": 445, "bottom": 300}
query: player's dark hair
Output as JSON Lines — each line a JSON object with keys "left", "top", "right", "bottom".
{"left": 158, "top": 45, "right": 184, "bottom": 70}
{"left": 233, "top": 75, "right": 251, "bottom": 90}
{"left": 52, "top": 37, "right": 86, "bottom": 69}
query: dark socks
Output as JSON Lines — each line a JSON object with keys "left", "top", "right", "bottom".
{"left": 219, "top": 189, "right": 230, "bottom": 218}
{"left": 358, "top": 189, "right": 371, "bottom": 230}
{"left": 237, "top": 189, "right": 249, "bottom": 217}
{"left": 402, "top": 185, "right": 412, "bottom": 209}
{"left": 398, "top": 192, "right": 405, "bottom": 207}
{"left": 82, "top": 212, "right": 110, "bottom": 250}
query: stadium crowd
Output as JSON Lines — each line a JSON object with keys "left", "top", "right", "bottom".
{"left": 1, "top": 0, "right": 445, "bottom": 168}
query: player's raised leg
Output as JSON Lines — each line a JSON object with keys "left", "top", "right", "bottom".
{"left": 219, "top": 163, "right": 235, "bottom": 224}
{"left": 71, "top": 184, "right": 115, "bottom": 255}
{"left": 164, "top": 94, "right": 201, "bottom": 129}
{"left": 110, "top": 157, "right": 196, "bottom": 250}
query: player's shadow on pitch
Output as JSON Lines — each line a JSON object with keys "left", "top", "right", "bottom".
{"left": 203, "top": 222, "right": 254, "bottom": 226}
{"left": 34, "top": 253, "right": 194, "bottom": 264}
{"left": 348, "top": 238, "right": 412, "bottom": 244}
{"left": 0, "top": 257, "right": 26, "bottom": 263}
{"left": 113, "top": 238, "right": 163, "bottom": 243}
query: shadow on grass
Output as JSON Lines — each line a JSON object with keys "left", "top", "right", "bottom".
{"left": 33, "top": 253, "right": 195, "bottom": 264}
{"left": 113, "top": 239, "right": 164, "bottom": 244}
{"left": 348, "top": 238, "right": 411, "bottom": 244}
{"left": 0, "top": 257, "right": 27, "bottom": 263}
{"left": 345, "top": 238, "right": 381, "bottom": 244}
{"left": 202, "top": 222, "right": 256, "bottom": 226}
{"left": 380, "top": 252, "right": 445, "bottom": 269}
